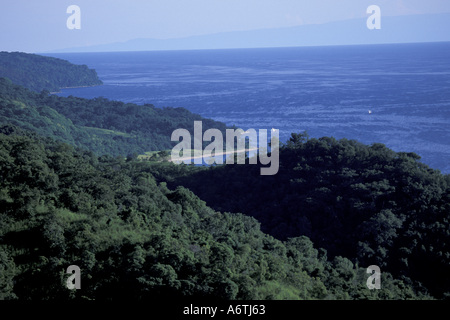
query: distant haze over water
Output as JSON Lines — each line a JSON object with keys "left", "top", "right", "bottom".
{"left": 48, "top": 42, "right": 450, "bottom": 173}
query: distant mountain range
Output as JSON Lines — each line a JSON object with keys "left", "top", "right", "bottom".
{"left": 48, "top": 13, "right": 450, "bottom": 53}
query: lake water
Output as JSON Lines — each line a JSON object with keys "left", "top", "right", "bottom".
{"left": 47, "top": 42, "right": 450, "bottom": 173}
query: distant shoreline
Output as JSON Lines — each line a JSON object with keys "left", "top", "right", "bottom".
{"left": 50, "top": 83, "right": 102, "bottom": 94}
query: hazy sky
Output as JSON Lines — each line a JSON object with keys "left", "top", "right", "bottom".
{"left": 1, "top": 0, "right": 450, "bottom": 52}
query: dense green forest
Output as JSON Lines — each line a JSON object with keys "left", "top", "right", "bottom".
{"left": 0, "top": 52, "right": 102, "bottom": 92}
{"left": 147, "top": 132, "right": 450, "bottom": 299}
{"left": 0, "top": 126, "right": 430, "bottom": 300}
{"left": 0, "top": 77, "right": 226, "bottom": 156}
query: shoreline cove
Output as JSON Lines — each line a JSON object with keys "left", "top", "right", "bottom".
{"left": 169, "top": 147, "right": 260, "bottom": 163}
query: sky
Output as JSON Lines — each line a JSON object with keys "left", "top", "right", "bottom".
{"left": 1, "top": 0, "right": 450, "bottom": 53}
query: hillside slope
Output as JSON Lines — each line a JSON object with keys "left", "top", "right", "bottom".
{"left": 0, "top": 51, "right": 102, "bottom": 92}
{"left": 0, "top": 77, "right": 226, "bottom": 156}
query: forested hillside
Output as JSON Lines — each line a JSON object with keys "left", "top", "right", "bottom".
{"left": 0, "top": 51, "right": 102, "bottom": 92}
{"left": 0, "top": 77, "right": 226, "bottom": 156}
{"left": 0, "top": 126, "right": 429, "bottom": 300}
{"left": 150, "top": 132, "right": 450, "bottom": 299}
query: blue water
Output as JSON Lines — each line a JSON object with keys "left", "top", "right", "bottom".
{"left": 47, "top": 42, "right": 450, "bottom": 173}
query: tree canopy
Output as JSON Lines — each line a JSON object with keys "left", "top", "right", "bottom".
{"left": 0, "top": 127, "right": 430, "bottom": 300}
{"left": 153, "top": 132, "right": 450, "bottom": 299}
